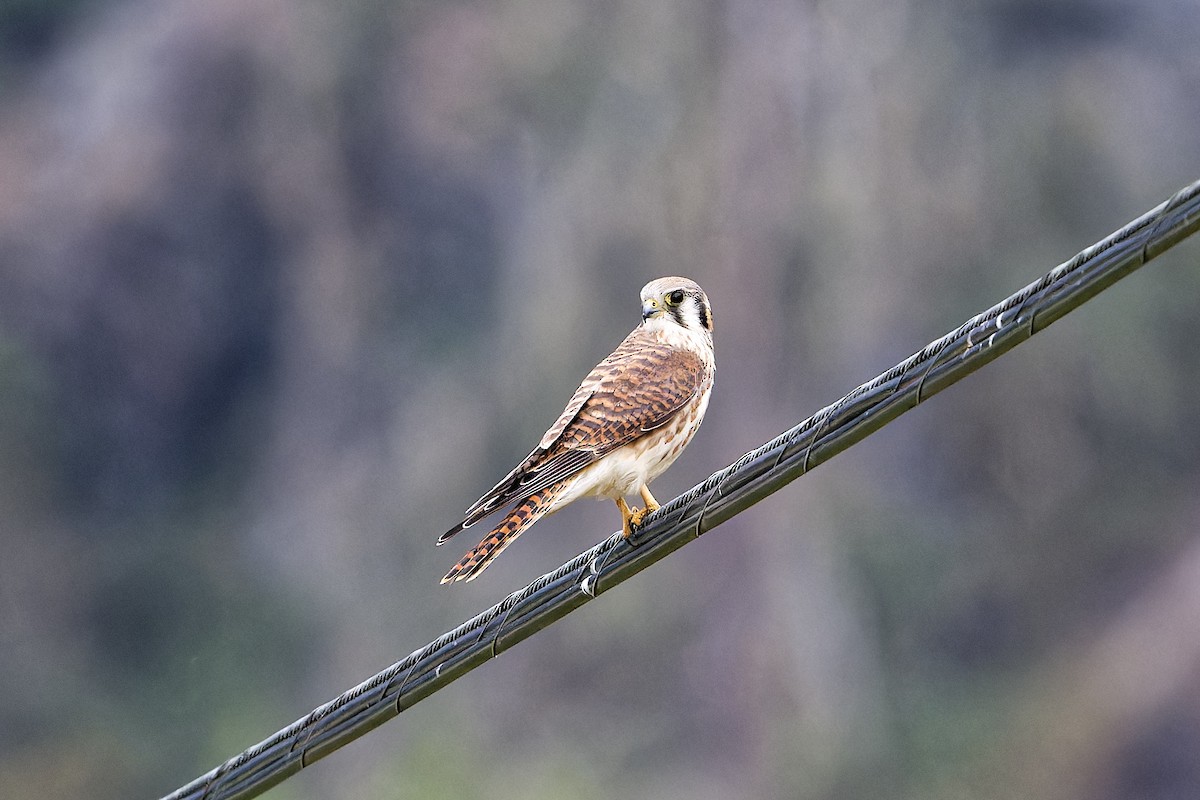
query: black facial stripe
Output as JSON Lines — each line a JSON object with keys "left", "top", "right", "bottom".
{"left": 669, "top": 305, "right": 686, "bottom": 327}
{"left": 698, "top": 301, "right": 712, "bottom": 331}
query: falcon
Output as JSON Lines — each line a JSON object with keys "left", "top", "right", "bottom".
{"left": 438, "top": 277, "right": 715, "bottom": 583}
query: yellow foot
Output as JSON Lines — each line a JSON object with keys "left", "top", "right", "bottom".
{"left": 628, "top": 506, "right": 648, "bottom": 529}
{"left": 616, "top": 495, "right": 658, "bottom": 539}
{"left": 628, "top": 506, "right": 651, "bottom": 531}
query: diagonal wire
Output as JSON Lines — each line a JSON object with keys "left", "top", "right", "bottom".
{"left": 162, "top": 178, "right": 1200, "bottom": 800}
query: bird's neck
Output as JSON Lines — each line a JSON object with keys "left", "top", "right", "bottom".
{"left": 643, "top": 318, "right": 712, "bottom": 354}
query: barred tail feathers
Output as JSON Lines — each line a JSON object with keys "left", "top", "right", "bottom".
{"left": 440, "top": 483, "right": 565, "bottom": 584}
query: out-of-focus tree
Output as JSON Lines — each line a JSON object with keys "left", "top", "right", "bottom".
{"left": 1, "top": 1, "right": 1198, "bottom": 799}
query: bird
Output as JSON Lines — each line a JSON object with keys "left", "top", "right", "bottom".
{"left": 438, "top": 276, "right": 715, "bottom": 583}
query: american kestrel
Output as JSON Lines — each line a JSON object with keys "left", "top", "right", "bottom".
{"left": 438, "top": 277, "right": 715, "bottom": 583}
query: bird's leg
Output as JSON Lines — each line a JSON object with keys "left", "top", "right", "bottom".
{"left": 638, "top": 485, "right": 660, "bottom": 512}
{"left": 615, "top": 497, "right": 635, "bottom": 539}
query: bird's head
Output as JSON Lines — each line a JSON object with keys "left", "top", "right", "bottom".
{"left": 640, "top": 277, "right": 713, "bottom": 336}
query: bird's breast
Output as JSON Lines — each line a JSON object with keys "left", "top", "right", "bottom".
{"left": 568, "top": 369, "right": 713, "bottom": 503}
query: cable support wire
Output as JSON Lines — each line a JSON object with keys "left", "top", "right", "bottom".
{"left": 163, "top": 178, "right": 1200, "bottom": 800}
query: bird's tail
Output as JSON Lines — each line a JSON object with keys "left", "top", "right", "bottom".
{"left": 440, "top": 483, "right": 565, "bottom": 584}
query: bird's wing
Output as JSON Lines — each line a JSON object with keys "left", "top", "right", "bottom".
{"left": 439, "top": 329, "right": 706, "bottom": 543}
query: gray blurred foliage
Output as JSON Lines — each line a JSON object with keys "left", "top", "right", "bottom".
{"left": 1, "top": 0, "right": 1199, "bottom": 798}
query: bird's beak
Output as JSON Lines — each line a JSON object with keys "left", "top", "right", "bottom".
{"left": 642, "top": 298, "right": 662, "bottom": 322}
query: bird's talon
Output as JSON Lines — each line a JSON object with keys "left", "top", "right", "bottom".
{"left": 629, "top": 506, "right": 650, "bottom": 530}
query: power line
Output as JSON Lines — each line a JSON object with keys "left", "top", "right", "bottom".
{"left": 162, "top": 178, "right": 1200, "bottom": 800}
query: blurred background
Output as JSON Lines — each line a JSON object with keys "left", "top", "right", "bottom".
{"left": 2, "top": 0, "right": 1199, "bottom": 798}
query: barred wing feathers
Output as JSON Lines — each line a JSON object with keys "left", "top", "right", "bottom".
{"left": 438, "top": 328, "right": 705, "bottom": 545}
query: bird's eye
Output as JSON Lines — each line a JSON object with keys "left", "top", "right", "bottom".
{"left": 666, "top": 289, "right": 685, "bottom": 306}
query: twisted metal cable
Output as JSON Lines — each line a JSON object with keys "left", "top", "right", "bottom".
{"left": 163, "top": 178, "right": 1200, "bottom": 800}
